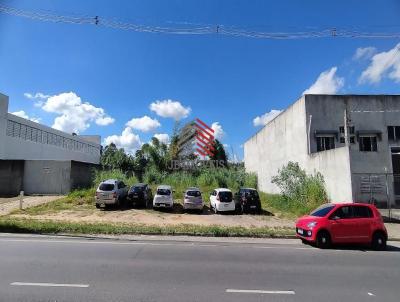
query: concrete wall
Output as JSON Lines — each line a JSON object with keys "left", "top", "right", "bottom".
{"left": 23, "top": 161, "right": 71, "bottom": 195}
{"left": 4, "top": 114, "right": 101, "bottom": 164}
{"left": 307, "top": 147, "right": 352, "bottom": 202}
{"left": 70, "top": 161, "right": 96, "bottom": 190}
{"left": 0, "top": 160, "right": 24, "bottom": 196}
{"left": 244, "top": 95, "right": 354, "bottom": 202}
{"left": 0, "top": 93, "right": 8, "bottom": 159}
{"left": 0, "top": 93, "right": 101, "bottom": 164}
{"left": 305, "top": 95, "right": 400, "bottom": 206}
{"left": 244, "top": 96, "right": 310, "bottom": 194}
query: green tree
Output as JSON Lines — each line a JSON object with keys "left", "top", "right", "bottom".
{"left": 141, "top": 137, "right": 169, "bottom": 172}
{"left": 100, "top": 143, "right": 133, "bottom": 173}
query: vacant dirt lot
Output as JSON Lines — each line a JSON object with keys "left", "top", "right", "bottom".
{"left": 11, "top": 205, "right": 294, "bottom": 229}
{"left": 0, "top": 195, "right": 65, "bottom": 216}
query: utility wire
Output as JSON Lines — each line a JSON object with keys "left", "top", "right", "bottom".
{"left": 2, "top": 4, "right": 400, "bottom": 39}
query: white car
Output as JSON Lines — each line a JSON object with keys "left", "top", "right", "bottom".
{"left": 95, "top": 179, "right": 128, "bottom": 208}
{"left": 153, "top": 185, "right": 174, "bottom": 210}
{"left": 209, "top": 188, "right": 235, "bottom": 214}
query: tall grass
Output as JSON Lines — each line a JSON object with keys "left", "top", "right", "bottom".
{"left": 94, "top": 170, "right": 138, "bottom": 187}
{"left": 143, "top": 167, "right": 258, "bottom": 199}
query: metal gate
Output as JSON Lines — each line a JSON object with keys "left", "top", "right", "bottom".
{"left": 352, "top": 173, "right": 400, "bottom": 222}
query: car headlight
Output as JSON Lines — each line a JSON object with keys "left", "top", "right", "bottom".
{"left": 307, "top": 221, "right": 318, "bottom": 228}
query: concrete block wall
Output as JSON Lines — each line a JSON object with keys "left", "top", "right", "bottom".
{"left": 244, "top": 96, "right": 310, "bottom": 193}
{"left": 23, "top": 161, "right": 72, "bottom": 195}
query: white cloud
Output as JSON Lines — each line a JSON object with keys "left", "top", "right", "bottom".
{"left": 359, "top": 43, "right": 400, "bottom": 84}
{"left": 126, "top": 115, "right": 161, "bottom": 132}
{"left": 40, "top": 92, "right": 114, "bottom": 133}
{"left": 303, "top": 67, "right": 344, "bottom": 95}
{"left": 153, "top": 133, "right": 170, "bottom": 144}
{"left": 96, "top": 116, "right": 115, "bottom": 126}
{"left": 11, "top": 110, "right": 41, "bottom": 123}
{"left": 104, "top": 127, "right": 142, "bottom": 154}
{"left": 24, "top": 92, "right": 50, "bottom": 100}
{"left": 253, "top": 109, "right": 282, "bottom": 127}
{"left": 150, "top": 99, "right": 191, "bottom": 120}
{"left": 24, "top": 92, "right": 51, "bottom": 107}
{"left": 353, "top": 47, "right": 377, "bottom": 60}
{"left": 211, "top": 122, "right": 224, "bottom": 140}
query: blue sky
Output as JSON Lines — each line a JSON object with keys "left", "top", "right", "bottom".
{"left": 1, "top": 0, "right": 400, "bottom": 160}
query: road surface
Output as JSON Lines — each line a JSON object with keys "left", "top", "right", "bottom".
{"left": 0, "top": 234, "right": 399, "bottom": 302}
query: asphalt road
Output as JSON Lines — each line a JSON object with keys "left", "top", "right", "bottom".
{"left": 0, "top": 234, "right": 399, "bottom": 302}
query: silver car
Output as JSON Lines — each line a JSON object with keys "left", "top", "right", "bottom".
{"left": 95, "top": 179, "right": 128, "bottom": 208}
{"left": 183, "top": 187, "right": 204, "bottom": 213}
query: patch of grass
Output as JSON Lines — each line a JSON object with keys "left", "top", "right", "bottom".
{"left": 11, "top": 188, "right": 96, "bottom": 216}
{"left": 0, "top": 217, "right": 295, "bottom": 238}
{"left": 259, "top": 192, "right": 316, "bottom": 218}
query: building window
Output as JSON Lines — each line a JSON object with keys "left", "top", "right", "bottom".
{"left": 359, "top": 136, "right": 378, "bottom": 152}
{"left": 340, "top": 137, "right": 345, "bottom": 144}
{"left": 388, "top": 126, "right": 400, "bottom": 141}
{"left": 350, "top": 136, "right": 355, "bottom": 144}
{"left": 317, "top": 136, "right": 335, "bottom": 152}
{"left": 339, "top": 126, "right": 355, "bottom": 134}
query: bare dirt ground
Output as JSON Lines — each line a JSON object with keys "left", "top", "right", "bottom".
{"left": 11, "top": 205, "right": 295, "bottom": 228}
{"left": 0, "top": 196, "right": 65, "bottom": 216}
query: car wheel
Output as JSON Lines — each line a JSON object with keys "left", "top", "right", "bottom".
{"left": 316, "top": 230, "right": 331, "bottom": 249}
{"left": 95, "top": 204, "right": 100, "bottom": 209}
{"left": 372, "top": 231, "right": 387, "bottom": 251}
{"left": 301, "top": 239, "right": 308, "bottom": 245}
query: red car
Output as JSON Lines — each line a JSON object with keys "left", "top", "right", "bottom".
{"left": 296, "top": 203, "right": 387, "bottom": 250}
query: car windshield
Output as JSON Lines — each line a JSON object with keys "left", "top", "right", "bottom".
{"left": 131, "top": 186, "right": 145, "bottom": 192}
{"left": 243, "top": 190, "right": 259, "bottom": 198}
{"left": 310, "top": 204, "right": 335, "bottom": 217}
{"left": 157, "top": 189, "right": 171, "bottom": 196}
{"left": 187, "top": 191, "right": 201, "bottom": 197}
{"left": 99, "top": 183, "right": 115, "bottom": 191}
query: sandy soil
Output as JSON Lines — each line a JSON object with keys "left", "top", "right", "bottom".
{"left": 0, "top": 196, "right": 65, "bottom": 216}
{"left": 11, "top": 207, "right": 294, "bottom": 228}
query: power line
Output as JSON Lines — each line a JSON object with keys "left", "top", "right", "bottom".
{"left": 2, "top": 4, "right": 400, "bottom": 39}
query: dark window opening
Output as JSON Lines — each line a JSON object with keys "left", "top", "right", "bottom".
{"left": 340, "top": 137, "right": 345, "bottom": 144}
{"left": 316, "top": 137, "right": 335, "bottom": 152}
{"left": 359, "top": 136, "right": 378, "bottom": 152}
{"left": 388, "top": 126, "right": 400, "bottom": 141}
{"left": 339, "top": 126, "right": 355, "bottom": 134}
{"left": 99, "top": 183, "right": 115, "bottom": 191}
{"left": 330, "top": 206, "right": 352, "bottom": 219}
{"left": 310, "top": 204, "right": 335, "bottom": 217}
{"left": 350, "top": 136, "right": 355, "bottom": 144}
{"left": 353, "top": 206, "right": 373, "bottom": 218}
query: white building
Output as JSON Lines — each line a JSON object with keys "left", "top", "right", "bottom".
{"left": 0, "top": 93, "right": 101, "bottom": 195}
{"left": 244, "top": 94, "right": 400, "bottom": 210}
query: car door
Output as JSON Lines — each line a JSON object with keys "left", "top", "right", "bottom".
{"left": 120, "top": 182, "right": 127, "bottom": 197}
{"left": 329, "top": 206, "right": 355, "bottom": 243}
{"left": 351, "top": 205, "right": 373, "bottom": 243}
{"left": 210, "top": 190, "right": 216, "bottom": 207}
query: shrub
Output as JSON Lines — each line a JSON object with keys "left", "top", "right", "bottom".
{"left": 271, "top": 161, "right": 327, "bottom": 211}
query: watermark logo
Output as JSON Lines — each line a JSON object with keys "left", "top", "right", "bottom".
{"left": 194, "top": 118, "right": 215, "bottom": 157}
{"left": 168, "top": 118, "right": 225, "bottom": 170}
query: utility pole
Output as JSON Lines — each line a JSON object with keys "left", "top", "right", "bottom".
{"left": 344, "top": 109, "right": 349, "bottom": 147}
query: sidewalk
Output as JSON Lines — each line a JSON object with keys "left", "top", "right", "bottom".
{"left": 0, "top": 196, "right": 64, "bottom": 216}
